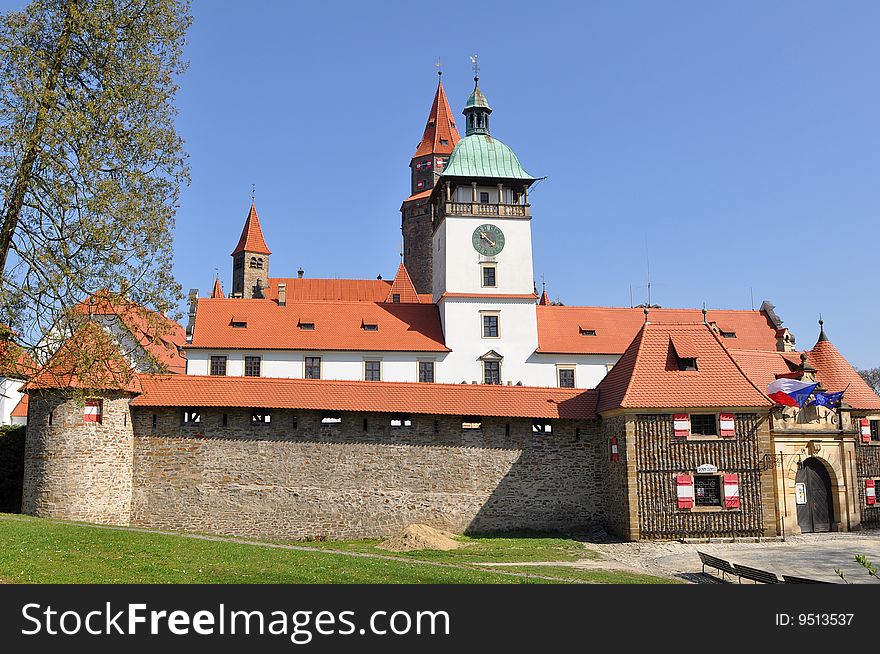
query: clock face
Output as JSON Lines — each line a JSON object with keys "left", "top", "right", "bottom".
{"left": 472, "top": 224, "right": 505, "bottom": 256}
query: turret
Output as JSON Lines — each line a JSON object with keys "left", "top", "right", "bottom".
{"left": 231, "top": 202, "right": 271, "bottom": 299}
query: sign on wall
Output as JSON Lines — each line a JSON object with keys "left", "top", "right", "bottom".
{"left": 795, "top": 482, "right": 807, "bottom": 505}
{"left": 696, "top": 464, "right": 718, "bottom": 474}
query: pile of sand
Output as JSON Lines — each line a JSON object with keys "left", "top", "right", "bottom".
{"left": 378, "top": 524, "right": 461, "bottom": 552}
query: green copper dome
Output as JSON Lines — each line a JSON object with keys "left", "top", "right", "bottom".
{"left": 464, "top": 85, "right": 491, "bottom": 111}
{"left": 441, "top": 134, "right": 534, "bottom": 180}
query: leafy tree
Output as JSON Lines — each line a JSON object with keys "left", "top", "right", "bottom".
{"left": 0, "top": 0, "right": 191, "bottom": 377}
{"left": 858, "top": 367, "right": 880, "bottom": 395}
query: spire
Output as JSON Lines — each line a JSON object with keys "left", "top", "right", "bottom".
{"left": 385, "top": 263, "right": 421, "bottom": 303}
{"left": 413, "top": 77, "right": 461, "bottom": 158}
{"left": 464, "top": 56, "right": 492, "bottom": 136}
{"left": 817, "top": 317, "right": 828, "bottom": 342}
{"left": 231, "top": 202, "right": 271, "bottom": 256}
{"left": 211, "top": 276, "right": 224, "bottom": 299}
{"left": 538, "top": 290, "right": 550, "bottom": 306}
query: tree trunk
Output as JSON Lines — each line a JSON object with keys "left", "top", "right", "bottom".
{"left": 0, "top": 0, "right": 77, "bottom": 275}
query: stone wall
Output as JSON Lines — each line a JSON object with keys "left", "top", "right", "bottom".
{"left": 600, "top": 415, "right": 636, "bottom": 540}
{"left": 22, "top": 390, "right": 134, "bottom": 525}
{"left": 129, "top": 408, "right": 603, "bottom": 540}
{"left": 633, "top": 413, "right": 770, "bottom": 539}
{"left": 854, "top": 424, "right": 880, "bottom": 528}
{"left": 402, "top": 200, "right": 433, "bottom": 295}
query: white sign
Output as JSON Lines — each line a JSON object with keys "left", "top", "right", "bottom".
{"left": 696, "top": 464, "right": 718, "bottom": 474}
{"left": 795, "top": 482, "right": 807, "bottom": 505}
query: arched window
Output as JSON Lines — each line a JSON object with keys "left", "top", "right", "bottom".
{"left": 249, "top": 257, "right": 258, "bottom": 269}
{"left": 256, "top": 258, "right": 264, "bottom": 270}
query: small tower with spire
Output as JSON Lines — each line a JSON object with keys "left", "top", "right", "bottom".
{"left": 401, "top": 68, "right": 462, "bottom": 295}
{"left": 231, "top": 201, "right": 272, "bottom": 299}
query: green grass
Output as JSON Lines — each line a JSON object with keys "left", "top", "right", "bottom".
{"left": 492, "top": 565, "right": 681, "bottom": 585}
{"left": 298, "top": 532, "right": 597, "bottom": 564}
{"left": 0, "top": 515, "right": 552, "bottom": 584}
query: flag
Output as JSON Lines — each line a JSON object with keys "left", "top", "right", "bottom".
{"left": 810, "top": 390, "right": 845, "bottom": 409}
{"left": 766, "top": 378, "right": 819, "bottom": 407}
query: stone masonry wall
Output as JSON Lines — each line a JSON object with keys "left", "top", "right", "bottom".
{"left": 22, "top": 390, "right": 134, "bottom": 525}
{"left": 854, "top": 413, "right": 880, "bottom": 527}
{"left": 129, "top": 408, "right": 603, "bottom": 540}
{"left": 402, "top": 200, "right": 433, "bottom": 295}
{"left": 600, "top": 415, "right": 634, "bottom": 540}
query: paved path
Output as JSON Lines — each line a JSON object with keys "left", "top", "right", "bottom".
{"left": 586, "top": 532, "right": 880, "bottom": 583}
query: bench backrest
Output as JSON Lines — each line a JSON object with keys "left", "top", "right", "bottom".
{"left": 734, "top": 564, "right": 779, "bottom": 583}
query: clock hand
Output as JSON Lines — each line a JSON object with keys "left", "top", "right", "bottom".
{"left": 480, "top": 232, "right": 496, "bottom": 247}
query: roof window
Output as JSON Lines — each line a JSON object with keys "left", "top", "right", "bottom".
{"left": 231, "top": 318, "right": 247, "bottom": 328}
{"left": 362, "top": 322, "right": 379, "bottom": 332}
{"left": 719, "top": 330, "right": 737, "bottom": 339}
{"left": 298, "top": 321, "right": 315, "bottom": 330}
{"left": 579, "top": 327, "right": 597, "bottom": 336}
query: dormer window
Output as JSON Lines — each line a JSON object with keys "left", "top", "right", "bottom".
{"left": 231, "top": 318, "right": 247, "bottom": 328}
{"left": 670, "top": 335, "right": 699, "bottom": 371}
{"left": 362, "top": 322, "right": 379, "bottom": 332}
{"left": 579, "top": 328, "right": 597, "bottom": 336}
{"left": 392, "top": 294, "right": 400, "bottom": 303}
{"left": 720, "top": 330, "right": 736, "bottom": 339}
{"left": 298, "top": 321, "right": 315, "bottom": 330}
{"left": 678, "top": 357, "right": 698, "bottom": 371}
{"left": 440, "top": 140, "right": 449, "bottom": 146}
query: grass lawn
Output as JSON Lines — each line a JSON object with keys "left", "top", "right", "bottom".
{"left": 298, "top": 532, "right": 598, "bottom": 564}
{"left": 0, "top": 514, "right": 673, "bottom": 584}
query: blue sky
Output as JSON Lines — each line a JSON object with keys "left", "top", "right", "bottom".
{"left": 3, "top": 1, "right": 880, "bottom": 366}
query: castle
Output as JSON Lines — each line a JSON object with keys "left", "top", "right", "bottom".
{"left": 13, "top": 72, "right": 880, "bottom": 541}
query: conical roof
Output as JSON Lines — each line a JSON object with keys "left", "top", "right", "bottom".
{"left": 231, "top": 202, "right": 271, "bottom": 256}
{"left": 413, "top": 78, "right": 461, "bottom": 158}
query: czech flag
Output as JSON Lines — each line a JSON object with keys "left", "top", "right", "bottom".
{"left": 766, "top": 378, "right": 819, "bottom": 407}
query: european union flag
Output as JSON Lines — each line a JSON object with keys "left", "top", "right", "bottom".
{"left": 811, "top": 390, "right": 844, "bottom": 409}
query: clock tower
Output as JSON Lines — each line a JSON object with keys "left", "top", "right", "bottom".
{"left": 429, "top": 73, "right": 539, "bottom": 385}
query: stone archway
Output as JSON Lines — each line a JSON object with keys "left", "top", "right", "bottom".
{"left": 795, "top": 457, "right": 835, "bottom": 533}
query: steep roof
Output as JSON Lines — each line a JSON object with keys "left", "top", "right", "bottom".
{"left": 727, "top": 349, "right": 800, "bottom": 393}
{"left": 385, "top": 264, "right": 421, "bottom": 303}
{"left": 133, "top": 375, "right": 598, "bottom": 420}
{"left": 809, "top": 336, "right": 880, "bottom": 410}
{"left": 596, "top": 322, "right": 771, "bottom": 413}
{"left": 231, "top": 202, "right": 271, "bottom": 256}
{"left": 413, "top": 78, "right": 461, "bottom": 158}
{"left": 264, "top": 278, "right": 392, "bottom": 303}
{"left": 10, "top": 394, "right": 27, "bottom": 418}
{"left": 0, "top": 337, "right": 37, "bottom": 380}
{"left": 211, "top": 278, "right": 224, "bottom": 299}
{"left": 189, "top": 298, "right": 448, "bottom": 352}
{"left": 536, "top": 306, "right": 779, "bottom": 355}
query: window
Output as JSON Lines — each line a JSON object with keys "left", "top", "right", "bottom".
{"left": 298, "top": 322, "right": 315, "bottom": 330}
{"left": 291, "top": 415, "right": 298, "bottom": 429}
{"left": 424, "top": 160, "right": 432, "bottom": 169}
{"left": 418, "top": 360, "right": 435, "bottom": 383}
{"left": 392, "top": 294, "right": 401, "bottom": 303}
{"left": 249, "top": 257, "right": 258, "bottom": 269}
{"left": 677, "top": 357, "right": 698, "bottom": 371}
{"left": 479, "top": 191, "right": 490, "bottom": 203}
{"left": 871, "top": 420, "right": 880, "bottom": 442}
{"left": 484, "top": 360, "right": 501, "bottom": 385}
{"left": 83, "top": 399, "right": 103, "bottom": 424}
{"left": 482, "top": 314, "right": 499, "bottom": 338}
{"left": 690, "top": 414, "right": 717, "bottom": 436}
{"left": 48, "top": 411, "right": 53, "bottom": 426}
{"left": 210, "top": 355, "right": 227, "bottom": 376}
{"left": 305, "top": 356, "right": 322, "bottom": 379}
{"left": 244, "top": 356, "right": 261, "bottom": 377}
{"left": 321, "top": 412, "right": 342, "bottom": 424}
{"left": 579, "top": 328, "right": 597, "bottom": 336}
{"left": 558, "top": 368, "right": 575, "bottom": 388}
{"left": 390, "top": 415, "right": 412, "bottom": 428}
{"left": 182, "top": 409, "right": 201, "bottom": 424}
{"left": 252, "top": 410, "right": 271, "bottom": 424}
{"left": 151, "top": 414, "right": 157, "bottom": 428}
{"left": 364, "top": 360, "right": 381, "bottom": 381}
{"left": 532, "top": 421, "right": 553, "bottom": 434}
{"left": 462, "top": 417, "right": 482, "bottom": 430}
{"left": 694, "top": 475, "right": 722, "bottom": 507}
{"left": 439, "top": 140, "right": 449, "bottom": 147}
{"left": 231, "top": 320, "right": 247, "bottom": 329}
{"left": 222, "top": 413, "right": 228, "bottom": 426}
{"left": 719, "top": 330, "right": 737, "bottom": 339}
{"left": 362, "top": 323, "right": 379, "bottom": 332}
{"left": 482, "top": 265, "right": 496, "bottom": 288}
{"left": 417, "top": 180, "right": 425, "bottom": 190}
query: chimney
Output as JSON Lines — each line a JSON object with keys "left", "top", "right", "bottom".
{"left": 278, "top": 283, "right": 287, "bottom": 307}
{"left": 185, "top": 289, "right": 199, "bottom": 340}
{"left": 297, "top": 268, "right": 304, "bottom": 279}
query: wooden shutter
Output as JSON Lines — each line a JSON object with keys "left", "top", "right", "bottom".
{"left": 719, "top": 413, "right": 735, "bottom": 437}
{"left": 676, "top": 474, "right": 694, "bottom": 509}
{"left": 610, "top": 436, "right": 619, "bottom": 462}
{"left": 673, "top": 414, "right": 690, "bottom": 438}
{"left": 860, "top": 419, "right": 871, "bottom": 443}
{"left": 866, "top": 479, "right": 876, "bottom": 506}
{"left": 723, "top": 473, "right": 741, "bottom": 509}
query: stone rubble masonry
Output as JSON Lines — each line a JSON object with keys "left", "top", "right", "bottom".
{"left": 22, "top": 390, "right": 134, "bottom": 525}
{"left": 854, "top": 412, "right": 880, "bottom": 527}
{"left": 401, "top": 199, "right": 433, "bottom": 295}
{"left": 128, "top": 408, "right": 603, "bottom": 541}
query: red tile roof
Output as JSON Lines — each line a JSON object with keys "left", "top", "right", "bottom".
{"left": 537, "top": 306, "right": 779, "bottom": 355}
{"left": 189, "top": 298, "right": 448, "bottom": 352}
{"left": 538, "top": 290, "right": 550, "bottom": 306}
{"left": 27, "top": 322, "right": 141, "bottom": 392}
{"left": 385, "top": 264, "right": 421, "bottom": 303}
{"left": 132, "top": 375, "right": 598, "bottom": 420}
{"left": 413, "top": 79, "right": 461, "bottom": 158}
{"left": 231, "top": 202, "right": 271, "bottom": 256}
{"left": 10, "top": 393, "right": 27, "bottom": 418}
{"left": 211, "top": 278, "right": 224, "bottom": 299}
{"left": 264, "top": 278, "right": 392, "bottom": 303}
{"left": 402, "top": 189, "right": 433, "bottom": 203}
{"left": 809, "top": 337, "right": 880, "bottom": 410}
{"left": 0, "top": 337, "right": 37, "bottom": 379}
{"left": 76, "top": 291, "right": 186, "bottom": 374}
{"left": 596, "top": 322, "right": 771, "bottom": 413}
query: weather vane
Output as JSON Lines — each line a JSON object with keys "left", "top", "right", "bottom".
{"left": 435, "top": 57, "right": 442, "bottom": 77}
{"left": 251, "top": 183, "right": 255, "bottom": 202}
{"left": 470, "top": 54, "right": 479, "bottom": 81}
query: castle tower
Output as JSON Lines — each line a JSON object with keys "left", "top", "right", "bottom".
{"left": 231, "top": 202, "right": 271, "bottom": 299}
{"left": 401, "top": 74, "right": 461, "bottom": 294}
{"left": 430, "top": 71, "right": 538, "bottom": 384}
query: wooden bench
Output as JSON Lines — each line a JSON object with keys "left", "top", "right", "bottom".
{"left": 697, "top": 551, "right": 737, "bottom": 581}
{"left": 734, "top": 563, "right": 779, "bottom": 584}
{"left": 782, "top": 574, "right": 832, "bottom": 584}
